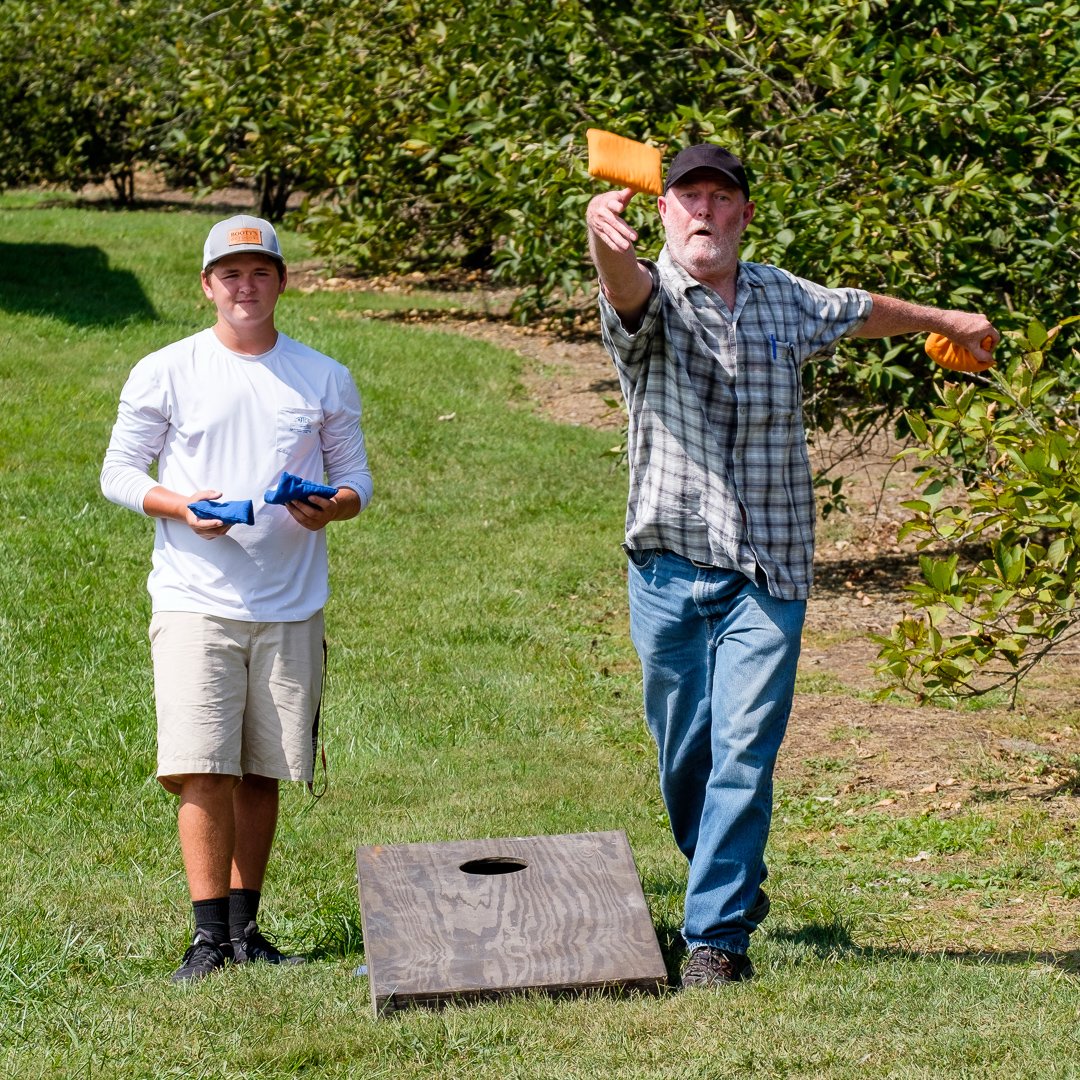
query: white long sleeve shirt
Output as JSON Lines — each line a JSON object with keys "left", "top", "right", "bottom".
{"left": 101, "top": 328, "right": 372, "bottom": 621}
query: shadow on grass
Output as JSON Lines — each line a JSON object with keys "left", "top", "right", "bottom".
{"left": 642, "top": 870, "right": 690, "bottom": 983}
{"left": 24, "top": 188, "right": 259, "bottom": 217}
{"left": 772, "top": 920, "right": 1080, "bottom": 975}
{"left": 73, "top": 195, "right": 258, "bottom": 217}
{"left": 0, "top": 240, "right": 157, "bottom": 326}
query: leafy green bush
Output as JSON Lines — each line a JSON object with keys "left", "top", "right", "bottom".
{"left": 0, "top": 0, "right": 181, "bottom": 201}
{"left": 876, "top": 317, "right": 1080, "bottom": 702}
{"left": 4, "top": 0, "right": 1080, "bottom": 458}
{"left": 293, "top": 0, "right": 1080, "bottom": 456}
{"left": 161, "top": 0, "right": 381, "bottom": 219}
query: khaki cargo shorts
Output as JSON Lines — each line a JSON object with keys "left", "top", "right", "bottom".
{"left": 149, "top": 610, "right": 324, "bottom": 793}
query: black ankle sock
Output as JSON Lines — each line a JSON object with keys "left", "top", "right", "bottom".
{"left": 229, "top": 888, "right": 261, "bottom": 940}
{"left": 192, "top": 897, "right": 230, "bottom": 945}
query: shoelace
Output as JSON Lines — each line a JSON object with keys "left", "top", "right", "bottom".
{"left": 684, "top": 947, "right": 743, "bottom": 981}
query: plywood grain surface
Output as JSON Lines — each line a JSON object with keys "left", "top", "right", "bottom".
{"left": 356, "top": 830, "right": 667, "bottom": 1015}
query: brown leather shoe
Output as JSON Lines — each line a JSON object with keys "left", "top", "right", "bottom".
{"left": 681, "top": 946, "right": 753, "bottom": 988}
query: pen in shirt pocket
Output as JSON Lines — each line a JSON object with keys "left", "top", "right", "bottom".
{"left": 769, "top": 333, "right": 777, "bottom": 359}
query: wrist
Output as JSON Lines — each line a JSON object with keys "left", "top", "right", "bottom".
{"left": 142, "top": 485, "right": 187, "bottom": 521}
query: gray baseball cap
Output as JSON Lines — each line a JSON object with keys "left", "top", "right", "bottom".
{"left": 202, "top": 215, "right": 284, "bottom": 271}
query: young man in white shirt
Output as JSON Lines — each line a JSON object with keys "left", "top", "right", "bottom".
{"left": 101, "top": 215, "right": 373, "bottom": 982}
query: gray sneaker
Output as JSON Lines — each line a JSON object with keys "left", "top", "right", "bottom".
{"left": 231, "top": 920, "right": 306, "bottom": 965}
{"left": 170, "top": 932, "right": 230, "bottom": 983}
{"left": 681, "top": 946, "right": 753, "bottom": 988}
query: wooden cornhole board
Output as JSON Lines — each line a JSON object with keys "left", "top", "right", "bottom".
{"left": 355, "top": 830, "right": 667, "bottom": 1016}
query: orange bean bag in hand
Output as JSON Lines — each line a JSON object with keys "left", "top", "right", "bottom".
{"left": 586, "top": 129, "right": 663, "bottom": 196}
{"left": 925, "top": 333, "right": 995, "bottom": 373}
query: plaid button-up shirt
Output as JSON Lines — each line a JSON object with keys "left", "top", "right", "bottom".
{"left": 600, "top": 246, "right": 872, "bottom": 601}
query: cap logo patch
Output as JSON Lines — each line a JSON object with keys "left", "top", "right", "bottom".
{"left": 228, "top": 227, "right": 262, "bottom": 246}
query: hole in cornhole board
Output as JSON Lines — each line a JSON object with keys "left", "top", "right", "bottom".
{"left": 459, "top": 857, "right": 528, "bottom": 876}
{"left": 356, "top": 830, "right": 668, "bottom": 1017}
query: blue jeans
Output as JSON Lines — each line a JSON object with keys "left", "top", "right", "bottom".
{"left": 627, "top": 549, "right": 805, "bottom": 955}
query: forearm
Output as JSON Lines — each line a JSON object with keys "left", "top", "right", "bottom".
{"left": 141, "top": 485, "right": 198, "bottom": 521}
{"left": 586, "top": 189, "right": 654, "bottom": 327}
{"left": 589, "top": 232, "right": 651, "bottom": 308}
{"left": 100, "top": 456, "right": 160, "bottom": 515}
{"left": 325, "top": 454, "right": 372, "bottom": 512}
{"left": 329, "top": 486, "right": 362, "bottom": 522}
{"left": 856, "top": 294, "right": 997, "bottom": 348}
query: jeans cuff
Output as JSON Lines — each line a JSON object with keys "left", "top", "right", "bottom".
{"left": 683, "top": 934, "right": 749, "bottom": 956}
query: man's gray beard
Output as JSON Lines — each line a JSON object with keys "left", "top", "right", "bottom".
{"left": 668, "top": 231, "right": 741, "bottom": 281}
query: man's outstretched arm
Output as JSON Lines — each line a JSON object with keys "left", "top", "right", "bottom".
{"left": 586, "top": 187, "right": 655, "bottom": 331}
{"left": 855, "top": 293, "right": 999, "bottom": 366}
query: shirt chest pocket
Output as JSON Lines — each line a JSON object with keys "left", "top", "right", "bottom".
{"left": 768, "top": 340, "right": 801, "bottom": 419}
{"left": 276, "top": 407, "right": 323, "bottom": 457}
{"left": 742, "top": 339, "right": 800, "bottom": 423}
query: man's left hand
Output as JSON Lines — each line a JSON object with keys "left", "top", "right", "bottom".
{"left": 285, "top": 494, "right": 339, "bottom": 531}
{"left": 936, "top": 311, "right": 999, "bottom": 360}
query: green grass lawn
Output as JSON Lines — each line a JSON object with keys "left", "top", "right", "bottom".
{"left": 1, "top": 195, "right": 1078, "bottom": 1079}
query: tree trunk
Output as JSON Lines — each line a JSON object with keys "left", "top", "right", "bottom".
{"left": 258, "top": 170, "right": 293, "bottom": 221}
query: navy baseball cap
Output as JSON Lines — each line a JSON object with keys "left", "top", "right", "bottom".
{"left": 664, "top": 145, "right": 750, "bottom": 199}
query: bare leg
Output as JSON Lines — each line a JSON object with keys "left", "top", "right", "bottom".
{"left": 177, "top": 774, "right": 236, "bottom": 900}
{"left": 230, "top": 773, "right": 279, "bottom": 891}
